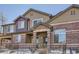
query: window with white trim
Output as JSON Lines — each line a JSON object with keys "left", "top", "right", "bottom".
{"left": 32, "top": 18, "right": 43, "bottom": 26}
{"left": 54, "top": 29, "right": 66, "bottom": 43}
{"left": 10, "top": 25, "right": 14, "bottom": 32}
{"left": 18, "top": 21, "right": 24, "bottom": 29}
{"left": 15, "top": 34, "right": 21, "bottom": 43}
{"left": 0, "top": 26, "right": 3, "bottom": 33}
{"left": 5, "top": 26, "right": 10, "bottom": 33}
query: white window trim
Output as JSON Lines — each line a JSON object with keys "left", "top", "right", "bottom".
{"left": 18, "top": 21, "right": 25, "bottom": 29}
{"left": 54, "top": 29, "right": 66, "bottom": 43}
{"left": 6, "top": 26, "right": 10, "bottom": 33}
{"left": 10, "top": 25, "right": 14, "bottom": 32}
{"left": 32, "top": 18, "right": 43, "bottom": 26}
{"left": 0, "top": 26, "right": 3, "bottom": 33}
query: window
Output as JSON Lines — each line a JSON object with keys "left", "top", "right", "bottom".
{"left": 34, "top": 20, "right": 37, "bottom": 26}
{"left": 32, "top": 18, "right": 43, "bottom": 26}
{"left": 18, "top": 21, "right": 24, "bottom": 29}
{"left": 15, "top": 34, "right": 21, "bottom": 43}
{"left": 10, "top": 25, "right": 14, "bottom": 32}
{"left": 54, "top": 29, "right": 66, "bottom": 43}
{"left": 0, "top": 26, "right": 3, "bottom": 33}
{"left": 4, "top": 25, "right": 14, "bottom": 33}
{"left": 5, "top": 26, "right": 10, "bottom": 33}
{"left": 71, "top": 10, "right": 75, "bottom": 15}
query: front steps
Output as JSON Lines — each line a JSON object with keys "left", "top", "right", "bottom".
{"left": 36, "top": 48, "right": 48, "bottom": 54}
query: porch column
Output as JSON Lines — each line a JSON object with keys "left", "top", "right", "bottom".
{"left": 0, "top": 38, "right": 3, "bottom": 46}
{"left": 47, "top": 30, "right": 51, "bottom": 51}
{"left": 32, "top": 32, "right": 37, "bottom": 48}
{"left": 0, "top": 38, "right": 2, "bottom": 46}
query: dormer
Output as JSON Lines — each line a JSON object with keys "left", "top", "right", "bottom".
{"left": 14, "top": 16, "right": 29, "bottom": 32}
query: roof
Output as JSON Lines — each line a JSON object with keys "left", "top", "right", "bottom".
{"left": 14, "top": 15, "right": 30, "bottom": 22}
{"left": 23, "top": 8, "right": 52, "bottom": 16}
{"left": 3, "top": 16, "right": 27, "bottom": 26}
{"left": 2, "top": 23, "right": 14, "bottom": 26}
{"left": 14, "top": 8, "right": 53, "bottom": 22}
{"left": 47, "top": 4, "right": 79, "bottom": 23}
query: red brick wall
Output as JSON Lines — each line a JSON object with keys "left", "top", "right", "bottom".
{"left": 52, "top": 22, "right": 79, "bottom": 46}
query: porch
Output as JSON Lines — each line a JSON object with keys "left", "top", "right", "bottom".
{"left": 0, "top": 36, "right": 12, "bottom": 48}
{"left": 31, "top": 24, "right": 52, "bottom": 53}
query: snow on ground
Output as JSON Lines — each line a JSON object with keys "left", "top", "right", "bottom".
{"left": 0, "top": 48, "right": 40, "bottom": 54}
{"left": 49, "top": 49, "right": 77, "bottom": 54}
{"left": 0, "top": 49, "right": 32, "bottom": 54}
{"left": 49, "top": 50, "right": 63, "bottom": 54}
{"left": 0, "top": 49, "right": 78, "bottom": 54}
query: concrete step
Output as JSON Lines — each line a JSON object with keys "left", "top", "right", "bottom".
{"left": 36, "top": 48, "right": 48, "bottom": 54}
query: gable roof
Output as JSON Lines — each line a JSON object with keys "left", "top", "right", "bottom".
{"left": 47, "top": 4, "right": 79, "bottom": 23}
{"left": 23, "top": 8, "right": 52, "bottom": 17}
{"left": 14, "top": 16, "right": 29, "bottom": 22}
{"left": 29, "top": 22, "right": 52, "bottom": 31}
{"left": 14, "top": 8, "right": 53, "bottom": 22}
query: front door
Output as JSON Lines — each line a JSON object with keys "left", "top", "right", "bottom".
{"left": 36, "top": 32, "right": 47, "bottom": 48}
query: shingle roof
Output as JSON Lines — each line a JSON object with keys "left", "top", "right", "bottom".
{"left": 23, "top": 8, "right": 52, "bottom": 16}
{"left": 14, "top": 15, "right": 30, "bottom": 22}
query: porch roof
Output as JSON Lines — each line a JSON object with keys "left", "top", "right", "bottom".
{"left": 0, "top": 36, "right": 12, "bottom": 39}
{"left": 30, "top": 23, "right": 52, "bottom": 31}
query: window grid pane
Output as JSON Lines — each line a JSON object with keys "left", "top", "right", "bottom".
{"left": 32, "top": 18, "right": 43, "bottom": 26}
{"left": 18, "top": 21, "right": 24, "bottom": 29}
{"left": 54, "top": 29, "right": 66, "bottom": 43}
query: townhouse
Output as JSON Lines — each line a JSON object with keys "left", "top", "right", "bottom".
{"left": 0, "top": 4, "right": 79, "bottom": 53}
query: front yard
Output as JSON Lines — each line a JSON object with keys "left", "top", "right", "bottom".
{"left": 0, "top": 48, "right": 79, "bottom": 54}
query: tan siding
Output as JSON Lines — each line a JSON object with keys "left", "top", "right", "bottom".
{"left": 35, "top": 25, "right": 49, "bottom": 30}
{"left": 24, "top": 11, "right": 50, "bottom": 28}
{"left": 50, "top": 8, "right": 79, "bottom": 25}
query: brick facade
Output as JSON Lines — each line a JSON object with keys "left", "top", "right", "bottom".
{"left": 51, "top": 22, "right": 79, "bottom": 48}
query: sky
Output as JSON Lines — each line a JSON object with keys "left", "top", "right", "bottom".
{"left": 0, "top": 4, "right": 71, "bottom": 23}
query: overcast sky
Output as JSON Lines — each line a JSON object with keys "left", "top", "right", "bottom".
{"left": 0, "top": 4, "right": 71, "bottom": 23}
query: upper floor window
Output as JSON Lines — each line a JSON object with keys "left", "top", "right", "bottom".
{"left": 71, "top": 10, "right": 75, "bottom": 15}
{"left": 5, "top": 26, "right": 9, "bottom": 33}
{"left": 54, "top": 29, "right": 66, "bottom": 44}
{"left": 32, "top": 18, "right": 43, "bottom": 26}
{"left": 10, "top": 25, "right": 14, "bottom": 32}
{"left": 0, "top": 26, "right": 3, "bottom": 33}
{"left": 18, "top": 21, "right": 24, "bottom": 29}
{"left": 3, "top": 24, "right": 14, "bottom": 33}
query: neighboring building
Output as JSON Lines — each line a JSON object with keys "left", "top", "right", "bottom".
{"left": 0, "top": 4, "right": 79, "bottom": 53}
{"left": 0, "top": 13, "right": 6, "bottom": 33}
